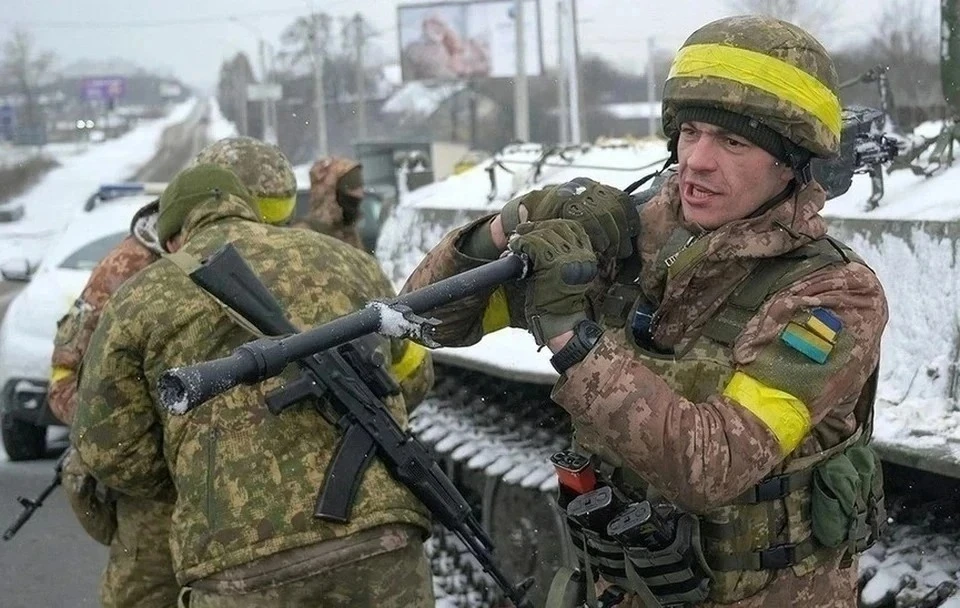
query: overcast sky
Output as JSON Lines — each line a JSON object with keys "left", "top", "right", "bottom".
{"left": 0, "top": 0, "right": 936, "bottom": 91}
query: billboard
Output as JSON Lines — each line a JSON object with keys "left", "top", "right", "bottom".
{"left": 81, "top": 77, "right": 126, "bottom": 103}
{"left": 398, "top": 0, "right": 543, "bottom": 81}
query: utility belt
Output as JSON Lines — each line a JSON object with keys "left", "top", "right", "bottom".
{"left": 546, "top": 443, "right": 886, "bottom": 608}
{"left": 547, "top": 451, "right": 711, "bottom": 608}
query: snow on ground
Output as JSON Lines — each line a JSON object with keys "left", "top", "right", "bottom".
{"left": 205, "top": 96, "right": 238, "bottom": 142}
{"left": 0, "top": 142, "right": 91, "bottom": 168}
{"left": 860, "top": 506, "right": 960, "bottom": 607}
{"left": 0, "top": 98, "right": 196, "bottom": 267}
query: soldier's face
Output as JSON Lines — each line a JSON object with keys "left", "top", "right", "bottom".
{"left": 676, "top": 121, "right": 793, "bottom": 230}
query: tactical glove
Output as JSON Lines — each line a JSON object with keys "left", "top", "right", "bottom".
{"left": 500, "top": 178, "right": 639, "bottom": 260}
{"left": 508, "top": 219, "right": 598, "bottom": 344}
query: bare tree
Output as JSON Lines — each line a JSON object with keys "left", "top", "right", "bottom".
{"left": 277, "top": 12, "right": 334, "bottom": 76}
{"left": 216, "top": 53, "right": 256, "bottom": 134}
{"left": 726, "top": 0, "right": 839, "bottom": 41}
{"left": 1, "top": 29, "right": 54, "bottom": 126}
{"left": 870, "top": 0, "right": 941, "bottom": 106}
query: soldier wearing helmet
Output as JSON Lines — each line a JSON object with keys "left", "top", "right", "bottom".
{"left": 193, "top": 136, "right": 298, "bottom": 226}
{"left": 50, "top": 136, "right": 377, "bottom": 608}
{"left": 402, "top": 15, "right": 887, "bottom": 607}
{"left": 290, "top": 156, "right": 367, "bottom": 251}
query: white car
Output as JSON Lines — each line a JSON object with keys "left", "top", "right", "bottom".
{"left": 0, "top": 184, "right": 162, "bottom": 461}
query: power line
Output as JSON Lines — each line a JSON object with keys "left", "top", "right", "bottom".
{"left": 13, "top": 3, "right": 355, "bottom": 30}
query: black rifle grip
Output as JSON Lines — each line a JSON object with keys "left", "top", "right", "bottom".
{"left": 314, "top": 424, "right": 377, "bottom": 523}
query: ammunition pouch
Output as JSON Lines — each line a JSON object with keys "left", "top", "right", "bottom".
{"left": 568, "top": 520, "right": 630, "bottom": 588}
{"left": 811, "top": 445, "right": 886, "bottom": 556}
{"left": 621, "top": 514, "right": 711, "bottom": 607}
{"left": 560, "top": 503, "right": 711, "bottom": 607}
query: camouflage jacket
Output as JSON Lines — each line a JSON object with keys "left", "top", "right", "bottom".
{"left": 72, "top": 197, "right": 432, "bottom": 584}
{"left": 403, "top": 175, "right": 887, "bottom": 607}
{"left": 290, "top": 157, "right": 363, "bottom": 250}
{"left": 49, "top": 204, "right": 162, "bottom": 424}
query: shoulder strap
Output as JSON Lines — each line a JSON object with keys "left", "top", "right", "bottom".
{"left": 162, "top": 251, "right": 270, "bottom": 339}
{"left": 701, "top": 238, "right": 858, "bottom": 347}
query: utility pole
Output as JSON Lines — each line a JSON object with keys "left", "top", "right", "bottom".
{"left": 556, "top": 0, "right": 569, "bottom": 143}
{"left": 258, "top": 40, "right": 277, "bottom": 144}
{"left": 647, "top": 36, "right": 658, "bottom": 137}
{"left": 352, "top": 14, "right": 368, "bottom": 140}
{"left": 513, "top": 0, "right": 530, "bottom": 141}
{"left": 563, "top": 0, "right": 583, "bottom": 143}
{"left": 236, "top": 68, "right": 249, "bottom": 137}
{"left": 310, "top": 16, "right": 329, "bottom": 157}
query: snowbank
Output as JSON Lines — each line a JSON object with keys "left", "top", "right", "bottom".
{"left": 0, "top": 98, "right": 197, "bottom": 267}
{"left": 382, "top": 81, "right": 467, "bottom": 118}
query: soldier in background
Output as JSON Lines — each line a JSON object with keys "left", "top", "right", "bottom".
{"left": 50, "top": 135, "right": 319, "bottom": 608}
{"left": 291, "top": 156, "right": 366, "bottom": 250}
{"left": 71, "top": 164, "right": 434, "bottom": 607}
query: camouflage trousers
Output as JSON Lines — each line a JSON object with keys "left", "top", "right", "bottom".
{"left": 179, "top": 537, "right": 435, "bottom": 608}
{"left": 101, "top": 495, "right": 179, "bottom": 608}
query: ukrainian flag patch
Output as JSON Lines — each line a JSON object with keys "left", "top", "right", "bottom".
{"left": 806, "top": 307, "right": 842, "bottom": 343}
{"left": 780, "top": 308, "right": 842, "bottom": 364}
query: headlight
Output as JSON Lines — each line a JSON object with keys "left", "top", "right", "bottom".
{"left": 6, "top": 379, "right": 48, "bottom": 411}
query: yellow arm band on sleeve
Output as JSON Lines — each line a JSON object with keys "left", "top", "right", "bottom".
{"left": 668, "top": 43, "right": 842, "bottom": 138}
{"left": 481, "top": 287, "right": 510, "bottom": 334}
{"left": 722, "top": 371, "right": 812, "bottom": 456}
{"left": 50, "top": 366, "right": 75, "bottom": 383}
{"left": 390, "top": 341, "right": 427, "bottom": 382}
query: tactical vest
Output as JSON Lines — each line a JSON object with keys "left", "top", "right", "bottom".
{"left": 566, "top": 232, "right": 884, "bottom": 606}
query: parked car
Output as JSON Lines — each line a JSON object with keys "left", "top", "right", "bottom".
{"left": 0, "top": 184, "right": 162, "bottom": 460}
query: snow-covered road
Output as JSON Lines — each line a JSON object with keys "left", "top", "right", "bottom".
{"left": 0, "top": 98, "right": 197, "bottom": 268}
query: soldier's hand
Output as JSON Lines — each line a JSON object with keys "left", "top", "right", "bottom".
{"left": 500, "top": 178, "right": 639, "bottom": 260}
{"left": 508, "top": 219, "right": 597, "bottom": 344}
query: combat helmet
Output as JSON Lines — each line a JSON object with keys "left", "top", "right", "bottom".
{"left": 661, "top": 15, "right": 842, "bottom": 166}
{"left": 194, "top": 136, "right": 297, "bottom": 224}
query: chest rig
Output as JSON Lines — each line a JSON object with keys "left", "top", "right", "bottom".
{"left": 552, "top": 233, "right": 884, "bottom": 607}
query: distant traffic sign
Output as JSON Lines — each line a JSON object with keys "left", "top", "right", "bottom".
{"left": 0, "top": 105, "right": 15, "bottom": 141}
{"left": 82, "top": 77, "right": 126, "bottom": 102}
{"left": 246, "top": 83, "right": 282, "bottom": 102}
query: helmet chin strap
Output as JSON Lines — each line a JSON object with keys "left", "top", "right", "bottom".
{"left": 623, "top": 138, "right": 680, "bottom": 195}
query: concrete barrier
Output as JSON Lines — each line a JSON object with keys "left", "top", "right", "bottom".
{"left": 827, "top": 217, "right": 960, "bottom": 478}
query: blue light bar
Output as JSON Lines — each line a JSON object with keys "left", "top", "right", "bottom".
{"left": 97, "top": 183, "right": 145, "bottom": 201}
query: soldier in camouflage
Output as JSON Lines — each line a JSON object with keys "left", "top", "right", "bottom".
{"left": 403, "top": 16, "right": 887, "bottom": 607}
{"left": 71, "top": 163, "right": 435, "bottom": 608}
{"left": 290, "top": 156, "right": 366, "bottom": 250}
{"left": 50, "top": 199, "right": 178, "bottom": 608}
{"left": 54, "top": 136, "right": 392, "bottom": 607}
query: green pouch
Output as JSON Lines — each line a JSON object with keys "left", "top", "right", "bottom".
{"left": 847, "top": 445, "right": 887, "bottom": 545}
{"left": 810, "top": 454, "right": 861, "bottom": 548}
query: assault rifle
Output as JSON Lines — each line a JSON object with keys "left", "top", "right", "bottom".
{"left": 3, "top": 449, "right": 69, "bottom": 541}
{"left": 157, "top": 244, "right": 533, "bottom": 608}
